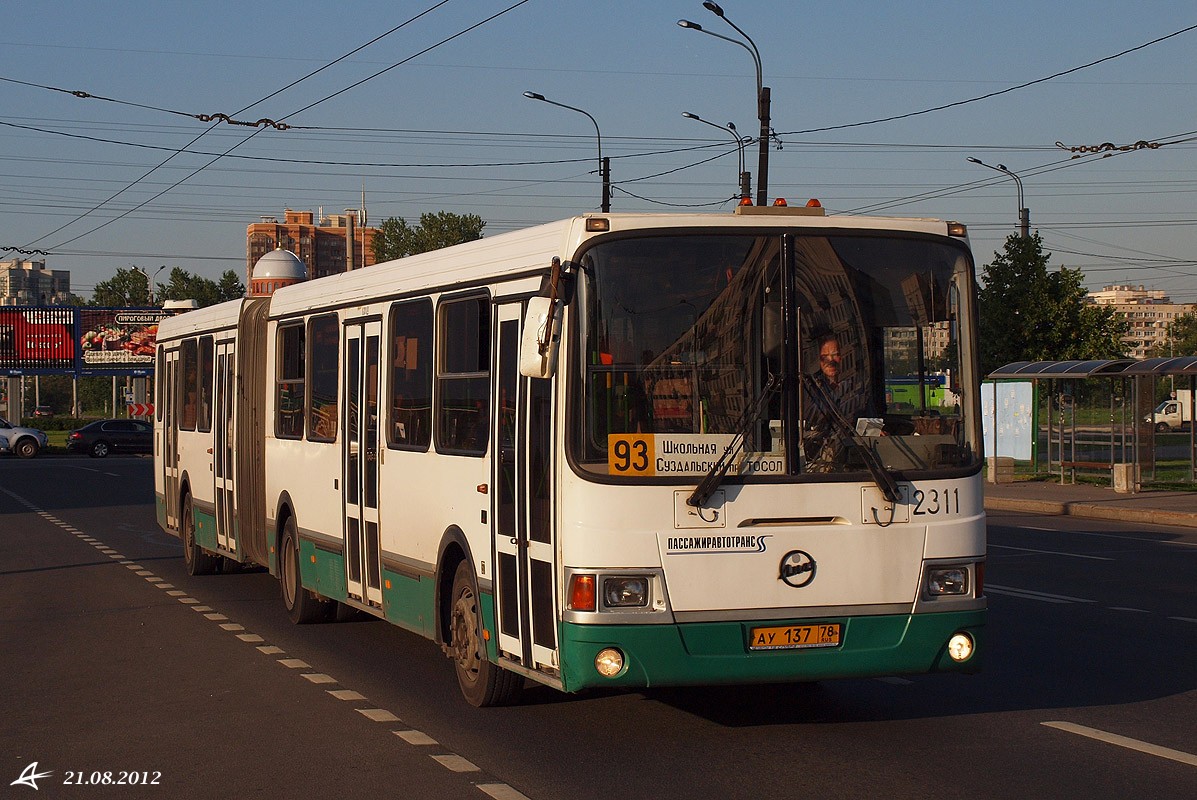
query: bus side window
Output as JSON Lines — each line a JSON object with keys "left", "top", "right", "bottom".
{"left": 276, "top": 323, "right": 305, "bottom": 439}
{"left": 388, "top": 299, "right": 433, "bottom": 450}
{"left": 436, "top": 295, "right": 489, "bottom": 455}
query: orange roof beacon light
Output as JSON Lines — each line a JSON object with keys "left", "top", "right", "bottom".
{"left": 738, "top": 196, "right": 754, "bottom": 207}
{"left": 772, "top": 197, "right": 788, "bottom": 207}
{"left": 805, "top": 198, "right": 822, "bottom": 208}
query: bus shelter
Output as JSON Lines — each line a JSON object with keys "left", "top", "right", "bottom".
{"left": 985, "top": 358, "right": 1187, "bottom": 491}
{"left": 1120, "top": 356, "right": 1197, "bottom": 483}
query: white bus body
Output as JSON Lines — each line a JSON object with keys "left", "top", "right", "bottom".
{"left": 155, "top": 208, "right": 986, "bottom": 705}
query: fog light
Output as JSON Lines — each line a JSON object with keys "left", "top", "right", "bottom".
{"left": 947, "top": 632, "right": 974, "bottom": 663}
{"left": 927, "top": 567, "right": 969, "bottom": 596}
{"left": 595, "top": 648, "right": 624, "bottom": 678}
{"left": 603, "top": 576, "right": 648, "bottom": 608}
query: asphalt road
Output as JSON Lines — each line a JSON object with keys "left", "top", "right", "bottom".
{"left": 2, "top": 457, "right": 1194, "bottom": 799}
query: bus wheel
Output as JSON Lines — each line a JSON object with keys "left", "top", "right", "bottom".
{"left": 448, "top": 560, "right": 522, "bottom": 707}
{"left": 280, "top": 517, "right": 330, "bottom": 624}
{"left": 181, "top": 495, "right": 219, "bottom": 576}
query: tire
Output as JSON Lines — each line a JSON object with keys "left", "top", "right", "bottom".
{"left": 448, "top": 560, "right": 522, "bottom": 707}
{"left": 280, "top": 517, "right": 331, "bottom": 624}
{"left": 181, "top": 495, "right": 220, "bottom": 576}
{"left": 13, "top": 438, "right": 38, "bottom": 459}
{"left": 90, "top": 440, "right": 111, "bottom": 458}
{"left": 1155, "top": 422, "right": 1170, "bottom": 434}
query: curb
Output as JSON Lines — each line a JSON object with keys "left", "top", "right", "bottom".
{"left": 984, "top": 498, "right": 1197, "bottom": 529}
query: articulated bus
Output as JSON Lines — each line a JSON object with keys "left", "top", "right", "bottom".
{"left": 154, "top": 205, "right": 986, "bottom": 706}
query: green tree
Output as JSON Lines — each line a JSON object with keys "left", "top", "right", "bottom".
{"left": 1151, "top": 312, "right": 1197, "bottom": 357}
{"left": 157, "top": 268, "right": 245, "bottom": 308}
{"left": 372, "top": 211, "right": 485, "bottom": 262}
{"left": 90, "top": 267, "right": 153, "bottom": 306}
{"left": 977, "top": 233, "right": 1127, "bottom": 375}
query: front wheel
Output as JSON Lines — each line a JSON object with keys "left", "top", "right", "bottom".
{"left": 448, "top": 560, "right": 522, "bottom": 707}
{"left": 90, "top": 440, "right": 110, "bottom": 458}
{"left": 280, "top": 518, "right": 331, "bottom": 624}
{"left": 13, "top": 438, "right": 38, "bottom": 459}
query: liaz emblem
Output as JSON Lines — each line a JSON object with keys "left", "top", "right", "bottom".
{"left": 778, "top": 550, "right": 816, "bottom": 588}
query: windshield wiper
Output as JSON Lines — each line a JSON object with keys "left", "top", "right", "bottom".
{"left": 687, "top": 373, "right": 781, "bottom": 509}
{"left": 801, "top": 373, "right": 902, "bottom": 504}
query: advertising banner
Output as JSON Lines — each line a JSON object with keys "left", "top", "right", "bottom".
{"left": 0, "top": 307, "right": 76, "bottom": 374}
{"left": 79, "top": 308, "right": 167, "bottom": 373}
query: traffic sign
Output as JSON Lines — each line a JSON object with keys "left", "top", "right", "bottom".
{"left": 127, "top": 403, "right": 154, "bottom": 417}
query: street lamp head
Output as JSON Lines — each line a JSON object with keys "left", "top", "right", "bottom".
{"left": 523, "top": 91, "right": 545, "bottom": 101}
{"left": 966, "top": 157, "right": 982, "bottom": 165}
{"left": 996, "top": 164, "right": 1009, "bottom": 172}
{"left": 677, "top": 19, "right": 703, "bottom": 30}
{"left": 703, "top": 2, "right": 725, "bottom": 16}
{"left": 727, "top": 121, "right": 737, "bottom": 131}
{"left": 681, "top": 112, "right": 699, "bottom": 120}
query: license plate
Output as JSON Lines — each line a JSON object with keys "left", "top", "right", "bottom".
{"left": 749, "top": 623, "right": 841, "bottom": 651}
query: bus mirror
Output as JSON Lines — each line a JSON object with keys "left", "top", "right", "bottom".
{"left": 520, "top": 295, "right": 562, "bottom": 378}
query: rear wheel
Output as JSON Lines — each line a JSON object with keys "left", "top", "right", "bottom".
{"left": 280, "top": 517, "right": 331, "bottom": 624}
{"left": 448, "top": 560, "right": 522, "bottom": 707}
{"left": 181, "top": 495, "right": 220, "bottom": 576}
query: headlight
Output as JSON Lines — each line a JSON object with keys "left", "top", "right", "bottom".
{"left": 603, "top": 576, "right": 649, "bottom": 608}
{"left": 927, "top": 567, "right": 969, "bottom": 596}
{"left": 595, "top": 648, "right": 625, "bottom": 678}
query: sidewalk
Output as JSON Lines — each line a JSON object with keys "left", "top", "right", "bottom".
{"left": 983, "top": 480, "right": 1197, "bottom": 529}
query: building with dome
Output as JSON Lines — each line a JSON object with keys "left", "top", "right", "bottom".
{"left": 251, "top": 248, "right": 308, "bottom": 296}
{"left": 246, "top": 208, "right": 377, "bottom": 284}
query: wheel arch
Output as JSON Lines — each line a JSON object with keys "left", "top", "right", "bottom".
{"left": 435, "top": 525, "right": 477, "bottom": 647}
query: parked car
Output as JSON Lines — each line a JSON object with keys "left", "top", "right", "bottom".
{"left": 33, "top": 405, "right": 54, "bottom": 417}
{"left": 67, "top": 418, "right": 153, "bottom": 458}
{"left": 0, "top": 417, "right": 49, "bottom": 458}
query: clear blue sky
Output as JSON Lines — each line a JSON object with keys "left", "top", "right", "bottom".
{"left": 2, "top": 1, "right": 1195, "bottom": 302}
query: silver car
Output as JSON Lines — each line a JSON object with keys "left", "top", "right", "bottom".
{"left": 0, "top": 416, "right": 49, "bottom": 458}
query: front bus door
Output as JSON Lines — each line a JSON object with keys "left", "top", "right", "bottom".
{"left": 162, "top": 347, "right": 181, "bottom": 531}
{"left": 213, "top": 338, "right": 236, "bottom": 553}
{"left": 493, "top": 302, "right": 559, "bottom": 675}
{"left": 344, "top": 320, "right": 383, "bottom": 607}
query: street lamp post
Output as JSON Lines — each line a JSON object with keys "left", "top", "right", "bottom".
{"left": 967, "top": 157, "right": 1030, "bottom": 238}
{"left": 678, "top": 2, "right": 770, "bottom": 206}
{"left": 131, "top": 264, "right": 166, "bottom": 304}
{"left": 523, "top": 91, "right": 610, "bottom": 212}
{"left": 682, "top": 112, "right": 750, "bottom": 201}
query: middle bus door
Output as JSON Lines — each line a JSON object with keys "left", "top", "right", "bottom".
{"left": 162, "top": 348, "right": 181, "bottom": 531}
{"left": 493, "top": 303, "right": 560, "bottom": 673}
{"left": 213, "top": 338, "right": 236, "bottom": 553}
{"left": 343, "top": 320, "right": 383, "bottom": 607}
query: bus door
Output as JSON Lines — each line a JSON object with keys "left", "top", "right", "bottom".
{"left": 343, "top": 320, "right": 383, "bottom": 607}
{"left": 162, "top": 347, "right": 181, "bottom": 531}
{"left": 493, "top": 303, "right": 559, "bottom": 673}
{"left": 213, "top": 338, "right": 236, "bottom": 553}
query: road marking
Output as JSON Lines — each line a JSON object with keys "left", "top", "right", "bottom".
{"left": 1108, "top": 607, "right": 1150, "bottom": 614}
{"left": 358, "top": 708, "right": 400, "bottom": 723}
{"left": 431, "top": 754, "right": 480, "bottom": 773}
{"left": 986, "top": 584, "right": 1096, "bottom": 604}
{"left": 6, "top": 486, "right": 531, "bottom": 800}
{"left": 279, "top": 658, "right": 311, "bottom": 669}
{"left": 477, "top": 784, "right": 532, "bottom": 800}
{"left": 989, "top": 544, "right": 1112, "bottom": 561}
{"left": 1043, "top": 721, "right": 1197, "bottom": 767}
{"left": 1169, "top": 617, "right": 1197, "bottom": 624}
{"left": 394, "top": 730, "right": 438, "bottom": 746}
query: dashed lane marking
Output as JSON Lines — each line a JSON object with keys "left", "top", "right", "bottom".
{"left": 4, "top": 487, "right": 538, "bottom": 800}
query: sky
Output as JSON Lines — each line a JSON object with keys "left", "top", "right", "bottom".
{"left": 2, "top": 1, "right": 1195, "bottom": 302}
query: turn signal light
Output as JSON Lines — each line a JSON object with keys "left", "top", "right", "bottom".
{"left": 569, "top": 574, "right": 596, "bottom": 611}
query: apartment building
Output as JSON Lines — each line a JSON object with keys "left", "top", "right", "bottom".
{"left": 1088, "top": 284, "right": 1195, "bottom": 359}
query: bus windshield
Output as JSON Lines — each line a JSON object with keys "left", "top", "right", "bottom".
{"left": 572, "top": 231, "right": 980, "bottom": 481}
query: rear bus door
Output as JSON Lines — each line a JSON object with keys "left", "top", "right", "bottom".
{"left": 162, "top": 347, "right": 181, "bottom": 531}
{"left": 343, "top": 320, "right": 383, "bottom": 607}
{"left": 213, "top": 338, "right": 237, "bottom": 553}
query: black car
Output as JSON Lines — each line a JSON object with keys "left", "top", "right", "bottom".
{"left": 67, "top": 419, "right": 153, "bottom": 458}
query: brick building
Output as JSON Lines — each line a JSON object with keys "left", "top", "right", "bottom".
{"left": 246, "top": 209, "right": 377, "bottom": 285}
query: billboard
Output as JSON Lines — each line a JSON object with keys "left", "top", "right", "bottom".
{"left": 0, "top": 307, "right": 76, "bottom": 374}
{"left": 0, "top": 306, "right": 170, "bottom": 376}
{"left": 79, "top": 308, "right": 166, "bottom": 373}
